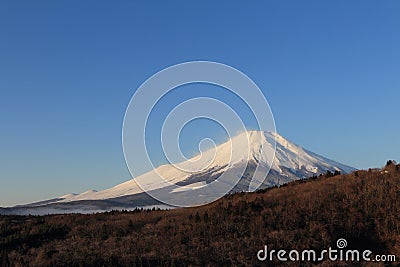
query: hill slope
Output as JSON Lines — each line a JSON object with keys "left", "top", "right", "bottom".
{"left": 0, "top": 163, "right": 399, "bottom": 266}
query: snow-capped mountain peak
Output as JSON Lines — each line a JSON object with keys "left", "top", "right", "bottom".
{"left": 1, "top": 131, "right": 355, "bottom": 214}
{"left": 60, "top": 130, "right": 354, "bottom": 202}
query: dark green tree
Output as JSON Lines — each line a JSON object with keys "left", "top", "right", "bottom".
{"left": 386, "top": 160, "right": 395, "bottom": 166}
{"left": 334, "top": 170, "right": 341, "bottom": 176}
{"left": 194, "top": 212, "right": 201, "bottom": 223}
{"left": 325, "top": 170, "right": 334, "bottom": 178}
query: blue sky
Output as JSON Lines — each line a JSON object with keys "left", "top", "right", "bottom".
{"left": 0, "top": 1, "right": 399, "bottom": 206}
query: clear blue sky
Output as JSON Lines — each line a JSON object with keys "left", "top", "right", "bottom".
{"left": 1, "top": 1, "right": 399, "bottom": 206}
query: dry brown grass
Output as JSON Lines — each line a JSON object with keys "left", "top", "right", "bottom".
{"left": 1, "top": 163, "right": 399, "bottom": 266}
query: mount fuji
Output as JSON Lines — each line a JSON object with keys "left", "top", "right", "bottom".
{"left": 0, "top": 131, "right": 355, "bottom": 215}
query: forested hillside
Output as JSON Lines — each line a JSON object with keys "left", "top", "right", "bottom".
{"left": 1, "top": 163, "right": 399, "bottom": 266}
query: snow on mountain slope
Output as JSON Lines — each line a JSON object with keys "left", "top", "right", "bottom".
{"left": 57, "top": 131, "right": 355, "bottom": 203}
{"left": 268, "top": 131, "right": 354, "bottom": 175}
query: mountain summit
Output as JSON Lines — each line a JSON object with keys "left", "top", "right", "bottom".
{"left": 1, "top": 131, "right": 355, "bottom": 215}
